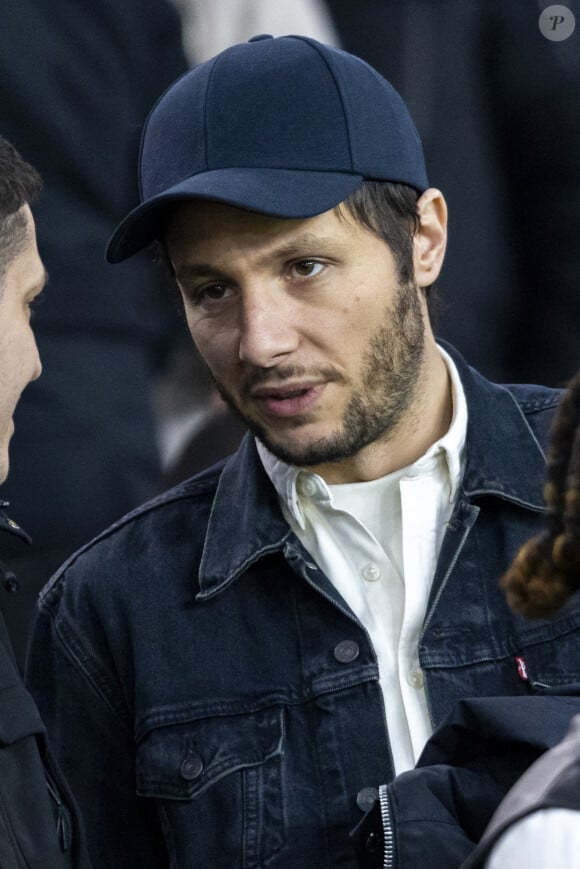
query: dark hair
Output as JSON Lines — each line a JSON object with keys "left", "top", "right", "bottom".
{"left": 338, "top": 180, "right": 439, "bottom": 323}
{"left": 0, "top": 136, "right": 43, "bottom": 277}
{"left": 501, "top": 371, "right": 580, "bottom": 618}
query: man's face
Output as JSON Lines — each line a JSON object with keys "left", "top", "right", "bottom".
{"left": 167, "top": 200, "right": 428, "bottom": 476}
{"left": 0, "top": 205, "right": 44, "bottom": 484}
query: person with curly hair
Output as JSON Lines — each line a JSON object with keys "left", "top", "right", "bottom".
{"left": 501, "top": 371, "right": 580, "bottom": 619}
{"left": 464, "top": 372, "right": 580, "bottom": 869}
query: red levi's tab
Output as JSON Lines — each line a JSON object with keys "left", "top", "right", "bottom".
{"left": 515, "top": 656, "right": 528, "bottom": 681}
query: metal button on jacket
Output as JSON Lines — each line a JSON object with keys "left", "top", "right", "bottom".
{"left": 334, "top": 640, "right": 360, "bottom": 663}
{"left": 357, "top": 787, "right": 379, "bottom": 812}
{"left": 180, "top": 755, "right": 203, "bottom": 781}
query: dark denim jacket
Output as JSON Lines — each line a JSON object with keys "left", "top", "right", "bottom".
{"left": 26, "top": 347, "right": 579, "bottom": 869}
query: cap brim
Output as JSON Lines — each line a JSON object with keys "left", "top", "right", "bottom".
{"left": 106, "top": 167, "right": 365, "bottom": 263}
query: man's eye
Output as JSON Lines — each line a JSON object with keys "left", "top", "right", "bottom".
{"left": 193, "top": 284, "right": 232, "bottom": 303}
{"left": 292, "top": 260, "right": 324, "bottom": 278}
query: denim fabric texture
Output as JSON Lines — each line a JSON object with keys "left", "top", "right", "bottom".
{"left": 26, "top": 344, "right": 579, "bottom": 869}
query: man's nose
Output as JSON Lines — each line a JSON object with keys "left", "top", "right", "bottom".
{"left": 238, "top": 292, "right": 300, "bottom": 368}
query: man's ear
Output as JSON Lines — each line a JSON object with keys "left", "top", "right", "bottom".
{"left": 412, "top": 188, "right": 447, "bottom": 287}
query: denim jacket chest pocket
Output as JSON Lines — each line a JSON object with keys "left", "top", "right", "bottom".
{"left": 136, "top": 706, "right": 286, "bottom": 868}
{"left": 421, "top": 594, "right": 580, "bottom": 725}
{"left": 515, "top": 598, "right": 580, "bottom": 694}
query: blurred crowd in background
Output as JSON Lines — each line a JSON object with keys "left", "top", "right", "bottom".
{"left": 1, "top": 0, "right": 579, "bottom": 670}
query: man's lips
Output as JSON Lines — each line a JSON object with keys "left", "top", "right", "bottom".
{"left": 249, "top": 382, "right": 327, "bottom": 417}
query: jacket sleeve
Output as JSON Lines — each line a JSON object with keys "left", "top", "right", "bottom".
{"left": 351, "top": 696, "right": 580, "bottom": 869}
{"left": 24, "top": 587, "right": 169, "bottom": 869}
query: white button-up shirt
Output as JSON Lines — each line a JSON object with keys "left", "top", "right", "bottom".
{"left": 258, "top": 347, "right": 467, "bottom": 773}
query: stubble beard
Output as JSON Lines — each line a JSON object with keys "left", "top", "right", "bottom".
{"left": 210, "top": 284, "right": 426, "bottom": 468}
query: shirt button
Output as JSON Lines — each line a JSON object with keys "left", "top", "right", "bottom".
{"left": 298, "top": 475, "right": 317, "bottom": 497}
{"left": 406, "top": 669, "right": 425, "bottom": 689}
{"left": 180, "top": 755, "right": 204, "bottom": 781}
{"left": 356, "top": 787, "right": 379, "bottom": 812}
{"left": 362, "top": 562, "right": 381, "bottom": 582}
{"left": 334, "top": 640, "right": 360, "bottom": 664}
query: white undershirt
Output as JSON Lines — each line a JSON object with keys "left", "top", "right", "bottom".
{"left": 258, "top": 347, "right": 467, "bottom": 773}
{"left": 486, "top": 810, "right": 580, "bottom": 869}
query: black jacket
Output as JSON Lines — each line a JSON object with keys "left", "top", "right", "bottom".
{"left": 352, "top": 695, "right": 580, "bottom": 868}
{"left": 0, "top": 507, "right": 90, "bottom": 869}
{"left": 463, "top": 713, "right": 580, "bottom": 868}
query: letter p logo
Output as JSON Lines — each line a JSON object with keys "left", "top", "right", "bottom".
{"left": 539, "top": 5, "right": 576, "bottom": 40}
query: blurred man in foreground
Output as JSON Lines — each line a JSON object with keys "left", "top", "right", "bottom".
{"left": 0, "top": 135, "right": 89, "bottom": 868}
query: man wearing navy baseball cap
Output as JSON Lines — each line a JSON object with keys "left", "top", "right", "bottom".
{"left": 27, "top": 35, "right": 580, "bottom": 868}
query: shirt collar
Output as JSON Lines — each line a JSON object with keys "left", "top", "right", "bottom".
{"left": 257, "top": 345, "right": 468, "bottom": 529}
{"left": 425, "top": 344, "right": 467, "bottom": 503}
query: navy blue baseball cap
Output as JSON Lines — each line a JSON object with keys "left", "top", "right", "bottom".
{"left": 106, "top": 34, "right": 429, "bottom": 263}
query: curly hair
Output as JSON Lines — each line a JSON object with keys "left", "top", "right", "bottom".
{"left": 501, "top": 371, "right": 580, "bottom": 617}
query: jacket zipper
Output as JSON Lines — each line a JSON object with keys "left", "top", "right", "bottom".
{"left": 379, "top": 784, "right": 394, "bottom": 869}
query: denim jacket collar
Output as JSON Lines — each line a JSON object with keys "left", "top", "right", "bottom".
{"left": 198, "top": 342, "right": 549, "bottom": 599}
{"left": 197, "top": 436, "right": 293, "bottom": 600}
{"left": 446, "top": 342, "right": 547, "bottom": 507}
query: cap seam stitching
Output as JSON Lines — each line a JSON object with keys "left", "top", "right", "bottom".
{"left": 204, "top": 54, "right": 226, "bottom": 173}
{"left": 138, "top": 69, "right": 191, "bottom": 200}
{"left": 300, "top": 39, "right": 355, "bottom": 172}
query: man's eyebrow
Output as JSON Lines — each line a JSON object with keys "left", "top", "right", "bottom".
{"left": 174, "top": 263, "right": 231, "bottom": 282}
{"left": 261, "top": 233, "right": 344, "bottom": 262}
{"left": 174, "top": 232, "right": 343, "bottom": 282}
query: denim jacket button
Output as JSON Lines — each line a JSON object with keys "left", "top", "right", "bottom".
{"left": 356, "top": 787, "right": 379, "bottom": 812}
{"left": 180, "top": 755, "right": 204, "bottom": 781}
{"left": 334, "top": 640, "right": 360, "bottom": 663}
